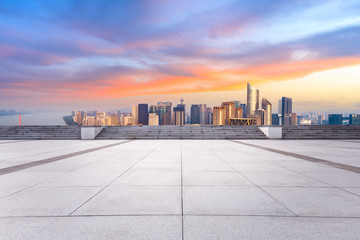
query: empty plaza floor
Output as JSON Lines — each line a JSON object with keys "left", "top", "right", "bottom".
{"left": 1, "top": 139, "right": 360, "bottom": 239}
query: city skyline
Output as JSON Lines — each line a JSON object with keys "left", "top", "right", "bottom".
{"left": 1, "top": 1, "right": 360, "bottom": 112}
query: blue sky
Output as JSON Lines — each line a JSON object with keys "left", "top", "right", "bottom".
{"left": 0, "top": 0, "right": 360, "bottom": 111}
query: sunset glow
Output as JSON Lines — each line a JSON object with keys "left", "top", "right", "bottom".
{"left": 1, "top": 0, "right": 359, "bottom": 112}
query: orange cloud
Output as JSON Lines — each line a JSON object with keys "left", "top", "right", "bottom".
{"left": 59, "top": 57, "right": 360, "bottom": 101}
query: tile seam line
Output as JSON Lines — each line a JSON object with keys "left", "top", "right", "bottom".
{"left": 230, "top": 140, "right": 360, "bottom": 175}
{"left": 203, "top": 141, "right": 298, "bottom": 217}
{"left": 180, "top": 140, "right": 184, "bottom": 240}
{"left": 68, "top": 141, "right": 162, "bottom": 216}
{"left": 0, "top": 142, "right": 137, "bottom": 200}
{"left": 0, "top": 140, "right": 133, "bottom": 176}
{"left": 258, "top": 154, "right": 360, "bottom": 199}
{"left": 208, "top": 141, "right": 360, "bottom": 201}
{"left": 2, "top": 214, "right": 360, "bottom": 219}
{"left": 0, "top": 140, "right": 102, "bottom": 162}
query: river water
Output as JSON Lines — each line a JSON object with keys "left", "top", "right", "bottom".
{"left": 0, "top": 112, "right": 70, "bottom": 126}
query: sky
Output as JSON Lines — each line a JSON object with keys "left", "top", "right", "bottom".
{"left": 0, "top": 0, "right": 360, "bottom": 113}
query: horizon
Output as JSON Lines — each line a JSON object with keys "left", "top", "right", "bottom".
{"left": 1, "top": 1, "right": 360, "bottom": 112}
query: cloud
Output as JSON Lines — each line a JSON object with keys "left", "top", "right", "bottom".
{"left": 1, "top": 0, "right": 360, "bottom": 108}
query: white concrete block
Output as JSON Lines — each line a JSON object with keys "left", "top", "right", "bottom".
{"left": 81, "top": 127, "right": 104, "bottom": 140}
{"left": 259, "top": 127, "right": 282, "bottom": 139}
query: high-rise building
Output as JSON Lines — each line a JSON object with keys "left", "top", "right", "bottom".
{"left": 235, "top": 107, "right": 243, "bottom": 118}
{"left": 231, "top": 101, "right": 241, "bottom": 108}
{"left": 173, "top": 99, "right": 185, "bottom": 125}
{"left": 349, "top": 114, "right": 360, "bottom": 125}
{"left": 160, "top": 114, "right": 171, "bottom": 125}
{"left": 149, "top": 105, "right": 157, "bottom": 114}
{"left": 254, "top": 109, "right": 265, "bottom": 125}
{"left": 119, "top": 113, "right": 125, "bottom": 125}
{"left": 328, "top": 114, "right": 342, "bottom": 125}
{"left": 261, "top": 98, "right": 272, "bottom": 125}
{"left": 124, "top": 115, "right": 135, "bottom": 125}
{"left": 221, "top": 102, "right": 236, "bottom": 125}
{"left": 291, "top": 113, "right": 297, "bottom": 125}
{"left": 299, "top": 118, "right": 311, "bottom": 125}
{"left": 132, "top": 105, "right": 138, "bottom": 125}
{"left": 199, "top": 104, "right": 208, "bottom": 125}
{"left": 149, "top": 113, "right": 159, "bottom": 125}
{"left": 272, "top": 114, "right": 280, "bottom": 125}
{"left": 240, "top": 104, "right": 247, "bottom": 118}
{"left": 213, "top": 106, "right": 225, "bottom": 125}
{"left": 107, "top": 115, "right": 119, "bottom": 126}
{"left": 318, "top": 114, "right": 326, "bottom": 125}
{"left": 83, "top": 114, "right": 96, "bottom": 126}
{"left": 190, "top": 104, "right": 200, "bottom": 124}
{"left": 157, "top": 102, "right": 166, "bottom": 125}
{"left": 163, "top": 102, "right": 172, "bottom": 125}
{"left": 247, "top": 83, "right": 259, "bottom": 115}
{"left": 173, "top": 107, "right": 185, "bottom": 126}
{"left": 206, "top": 107, "right": 213, "bottom": 125}
{"left": 185, "top": 113, "right": 191, "bottom": 124}
{"left": 73, "top": 110, "right": 83, "bottom": 125}
{"left": 279, "top": 97, "right": 292, "bottom": 125}
{"left": 138, "top": 104, "right": 149, "bottom": 125}
{"left": 96, "top": 112, "right": 107, "bottom": 126}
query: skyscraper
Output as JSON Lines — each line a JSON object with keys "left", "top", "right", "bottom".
{"left": 213, "top": 106, "right": 225, "bottom": 125}
{"left": 350, "top": 114, "right": 360, "bottom": 125}
{"left": 235, "top": 107, "right": 243, "bottom": 118}
{"left": 157, "top": 102, "right": 171, "bottom": 125}
{"left": 132, "top": 105, "right": 138, "bottom": 125}
{"left": 279, "top": 97, "right": 292, "bottom": 125}
{"left": 261, "top": 98, "right": 272, "bottom": 125}
{"left": 124, "top": 114, "right": 135, "bottom": 125}
{"left": 247, "top": 83, "right": 259, "bottom": 115}
{"left": 199, "top": 104, "right": 208, "bottom": 125}
{"left": 149, "top": 105, "right": 157, "bottom": 114}
{"left": 190, "top": 104, "right": 200, "bottom": 124}
{"left": 254, "top": 109, "right": 265, "bottom": 125}
{"left": 173, "top": 107, "right": 185, "bottom": 125}
{"left": 318, "top": 114, "right": 326, "bottom": 125}
{"left": 328, "top": 114, "right": 342, "bottom": 125}
{"left": 221, "top": 102, "right": 236, "bottom": 125}
{"left": 173, "top": 99, "right": 185, "bottom": 126}
{"left": 157, "top": 102, "right": 166, "bottom": 125}
{"left": 272, "top": 114, "right": 280, "bottom": 125}
{"left": 206, "top": 107, "right": 213, "bottom": 125}
{"left": 164, "top": 102, "right": 172, "bottom": 125}
{"left": 240, "top": 104, "right": 247, "bottom": 118}
{"left": 138, "top": 104, "right": 149, "bottom": 125}
{"left": 231, "top": 101, "right": 241, "bottom": 108}
{"left": 148, "top": 113, "right": 159, "bottom": 125}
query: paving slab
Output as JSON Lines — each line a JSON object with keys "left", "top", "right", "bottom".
{"left": 263, "top": 187, "right": 360, "bottom": 217}
{"left": 73, "top": 186, "right": 181, "bottom": 215}
{"left": 183, "top": 161, "right": 234, "bottom": 172}
{"left": 343, "top": 188, "right": 360, "bottom": 196}
{"left": 112, "top": 169, "right": 181, "bottom": 186}
{"left": 0, "top": 172, "right": 62, "bottom": 187}
{"left": 0, "top": 186, "right": 101, "bottom": 216}
{"left": 184, "top": 216, "right": 360, "bottom": 240}
{"left": 183, "top": 171, "right": 254, "bottom": 186}
{"left": 183, "top": 186, "right": 294, "bottom": 216}
{"left": 241, "top": 171, "right": 328, "bottom": 187}
{"left": 301, "top": 171, "right": 360, "bottom": 187}
{"left": 0, "top": 139, "right": 359, "bottom": 239}
{"left": 0, "top": 187, "right": 23, "bottom": 198}
{"left": 0, "top": 216, "right": 182, "bottom": 240}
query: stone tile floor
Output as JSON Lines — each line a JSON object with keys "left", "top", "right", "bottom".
{"left": 0, "top": 139, "right": 360, "bottom": 239}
